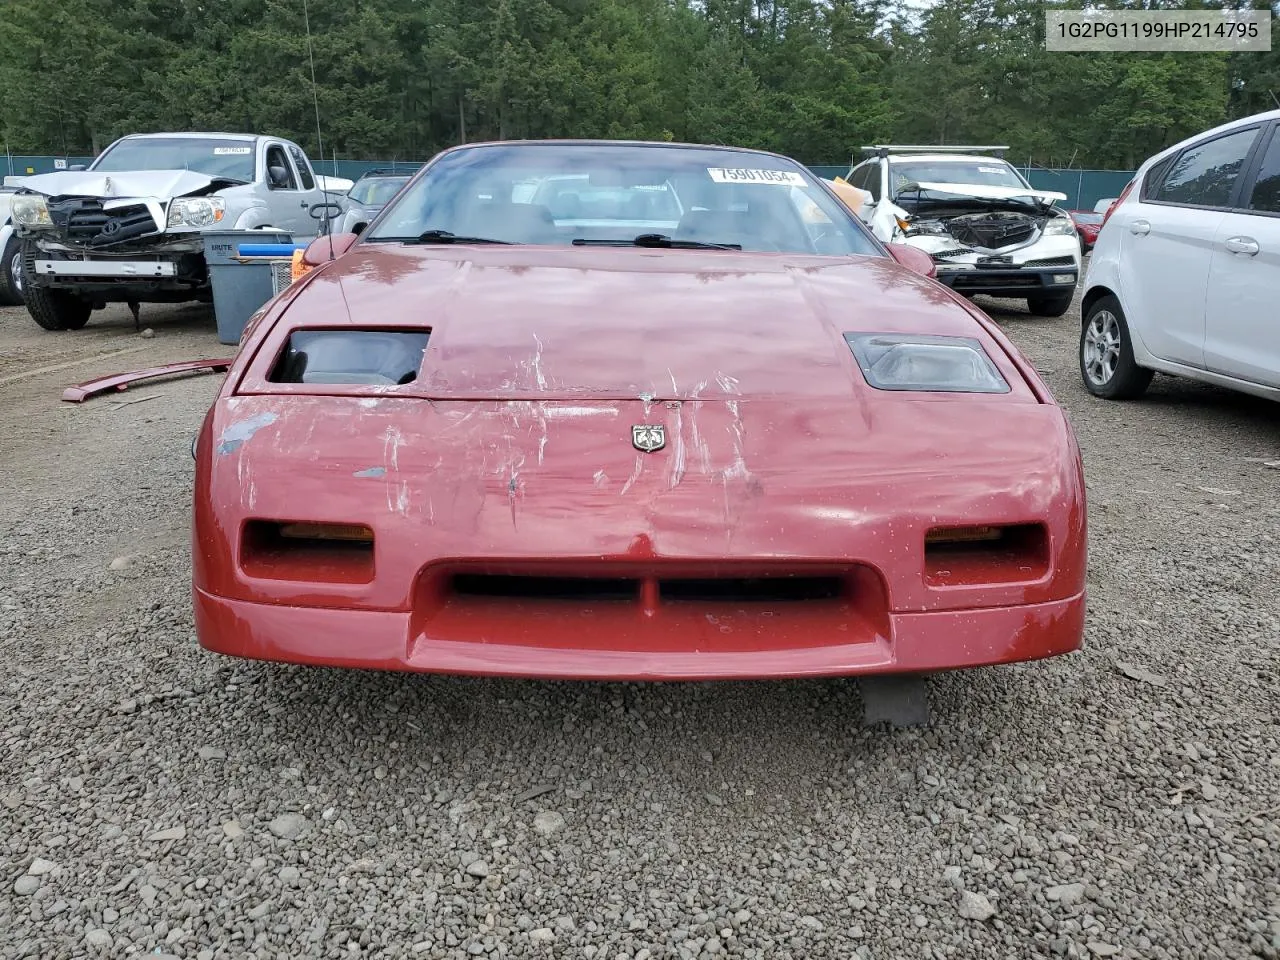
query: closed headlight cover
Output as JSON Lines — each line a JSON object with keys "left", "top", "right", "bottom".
{"left": 845, "top": 333, "right": 1010, "bottom": 394}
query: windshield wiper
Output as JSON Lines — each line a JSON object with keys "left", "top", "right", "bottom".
{"left": 572, "top": 234, "right": 741, "bottom": 250}
{"left": 404, "top": 229, "right": 512, "bottom": 245}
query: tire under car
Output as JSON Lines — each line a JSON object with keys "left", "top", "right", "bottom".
{"left": 0, "top": 231, "right": 23, "bottom": 307}
{"left": 18, "top": 240, "right": 91, "bottom": 331}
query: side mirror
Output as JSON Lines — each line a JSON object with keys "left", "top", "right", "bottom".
{"left": 268, "top": 165, "right": 290, "bottom": 188}
{"left": 886, "top": 242, "right": 937, "bottom": 279}
{"left": 351, "top": 221, "right": 367, "bottom": 236}
{"left": 301, "top": 231, "right": 359, "bottom": 267}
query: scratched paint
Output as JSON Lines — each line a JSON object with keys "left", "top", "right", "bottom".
{"left": 217, "top": 412, "right": 278, "bottom": 455}
{"left": 354, "top": 467, "right": 387, "bottom": 478}
{"left": 620, "top": 455, "right": 644, "bottom": 495}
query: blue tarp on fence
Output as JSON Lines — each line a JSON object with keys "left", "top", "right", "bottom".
{"left": 6, "top": 153, "right": 1133, "bottom": 212}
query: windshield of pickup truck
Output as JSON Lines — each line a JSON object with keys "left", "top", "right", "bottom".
{"left": 92, "top": 138, "right": 256, "bottom": 182}
{"left": 890, "top": 160, "right": 1029, "bottom": 192}
{"left": 366, "top": 143, "right": 881, "bottom": 256}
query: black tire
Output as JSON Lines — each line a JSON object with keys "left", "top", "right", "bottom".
{"left": 21, "top": 241, "right": 92, "bottom": 331}
{"left": 0, "top": 231, "right": 22, "bottom": 306}
{"left": 1079, "top": 294, "right": 1152, "bottom": 400}
{"left": 1027, "top": 291, "right": 1074, "bottom": 318}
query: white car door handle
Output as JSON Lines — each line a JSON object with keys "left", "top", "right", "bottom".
{"left": 1225, "top": 236, "right": 1259, "bottom": 256}
{"left": 1129, "top": 219, "right": 1150, "bottom": 236}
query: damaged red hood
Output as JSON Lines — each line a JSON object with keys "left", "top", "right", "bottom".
{"left": 278, "top": 243, "right": 1028, "bottom": 401}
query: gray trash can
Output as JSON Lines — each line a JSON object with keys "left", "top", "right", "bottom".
{"left": 204, "top": 229, "right": 294, "bottom": 345}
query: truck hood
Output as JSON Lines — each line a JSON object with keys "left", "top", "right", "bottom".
{"left": 16, "top": 169, "right": 234, "bottom": 199}
{"left": 906, "top": 182, "right": 1067, "bottom": 205}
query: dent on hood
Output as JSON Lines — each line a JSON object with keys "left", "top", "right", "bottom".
{"left": 16, "top": 169, "right": 237, "bottom": 199}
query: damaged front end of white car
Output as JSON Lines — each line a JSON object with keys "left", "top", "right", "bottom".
{"left": 874, "top": 182, "right": 1081, "bottom": 317}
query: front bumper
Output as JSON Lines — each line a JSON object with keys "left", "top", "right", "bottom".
{"left": 22, "top": 235, "right": 210, "bottom": 301}
{"left": 934, "top": 265, "right": 1078, "bottom": 298}
{"left": 34, "top": 258, "right": 177, "bottom": 278}
{"left": 194, "top": 586, "right": 1085, "bottom": 680}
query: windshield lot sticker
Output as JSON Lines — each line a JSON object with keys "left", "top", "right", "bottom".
{"left": 978, "top": 166, "right": 1007, "bottom": 174}
{"left": 214, "top": 147, "right": 253, "bottom": 155}
{"left": 707, "top": 167, "right": 806, "bottom": 186}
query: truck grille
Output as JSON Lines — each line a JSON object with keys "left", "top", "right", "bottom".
{"left": 1023, "top": 256, "right": 1076, "bottom": 268}
{"left": 946, "top": 213, "right": 1036, "bottom": 250}
{"left": 47, "top": 198, "right": 160, "bottom": 247}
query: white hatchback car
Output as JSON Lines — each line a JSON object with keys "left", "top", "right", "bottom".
{"left": 1081, "top": 109, "right": 1280, "bottom": 400}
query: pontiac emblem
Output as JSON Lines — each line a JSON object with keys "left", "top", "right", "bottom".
{"left": 632, "top": 424, "right": 666, "bottom": 453}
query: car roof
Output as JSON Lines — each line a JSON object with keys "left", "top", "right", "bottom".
{"left": 118, "top": 132, "right": 259, "bottom": 141}
{"left": 885, "top": 154, "right": 1012, "bottom": 165}
{"left": 1139, "top": 108, "right": 1280, "bottom": 172}
{"left": 437, "top": 139, "right": 808, "bottom": 165}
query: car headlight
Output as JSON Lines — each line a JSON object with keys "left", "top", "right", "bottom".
{"left": 845, "top": 333, "right": 1010, "bottom": 394}
{"left": 11, "top": 194, "right": 52, "bottom": 228}
{"left": 895, "top": 216, "right": 949, "bottom": 237}
{"left": 167, "top": 197, "right": 226, "bottom": 229}
{"left": 1044, "top": 216, "right": 1076, "bottom": 236}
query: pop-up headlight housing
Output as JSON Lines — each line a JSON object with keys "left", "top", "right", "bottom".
{"left": 268, "top": 330, "right": 430, "bottom": 385}
{"left": 845, "top": 333, "right": 1010, "bottom": 394}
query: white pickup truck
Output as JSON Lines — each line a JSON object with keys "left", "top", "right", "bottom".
{"left": 2, "top": 132, "right": 343, "bottom": 330}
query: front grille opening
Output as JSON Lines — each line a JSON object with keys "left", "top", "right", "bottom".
{"left": 451, "top": 574, "right": 639, "bottom": 602}
{"left": 240, "top": 520, "right": 375, "bottom": 584}
{"left": 950, "top": 274, "right": 1043, "bottom": 289}
{"left": 413, "top": 563, "right": 892, "bottom": 652}
{"left": 268, "top": 329, "right": 430, "bottom": 386}
{"left": 924, "top": 523, "right": 1050, "bottom": 587}
{"left": 661, "top": 576, "right": 843, "bottom": 603}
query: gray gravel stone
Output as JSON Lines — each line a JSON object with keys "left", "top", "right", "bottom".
{"left": 533, "top": 810, "right": 566, "bottom": 836}
{"left": 1046, "top": 882, "right": 1088, "bottom": 906}
{"left": 958, "top": 891, "right": 996, "bottom": 921}
{"left": 13, "top": 875, "right": 39, "bottom": 896}
{"left": 267, "top": 813, "right": 307, "bottom": 839}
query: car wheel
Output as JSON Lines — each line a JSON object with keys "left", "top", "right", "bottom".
{"left": 0, "top": 232, "right": 23, "bottom": 306}
{"left": 1079, "top": 295, "right": 1152, "bottom": 400}
{"left": 20, "top": 243, "right": 92, "bottom": 331}
{"left": 1027, "top": 291, "right": 1073, "bottom": 317}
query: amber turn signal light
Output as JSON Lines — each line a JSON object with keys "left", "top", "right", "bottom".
{"left": 925, "top": 525, "right": 1003, "bottom": 544}
{"left": 277, "top": 522, "right": 374, "bottom": 542}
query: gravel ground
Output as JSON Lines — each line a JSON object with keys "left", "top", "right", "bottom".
{"left": 0, "top": 275, "right": 1277, "bottom": 960}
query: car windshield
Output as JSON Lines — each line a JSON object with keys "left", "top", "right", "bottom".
{"left": 349, "top": 176, "right": 410, "bottom": 207}
{"left": 91, "top": 137, "right": 255, "bottom": 181}
{"left": 890, "top": 160, "right": 1029, "bottom": 193}
{"left": 367, "top": 143, "right": 881, "bottom": 256}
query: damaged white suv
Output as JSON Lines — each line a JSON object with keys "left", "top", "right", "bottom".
{"left": 845, "top": 146, "right": 1082, "bottom": 317}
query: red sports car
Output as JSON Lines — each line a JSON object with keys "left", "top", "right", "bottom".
{"left": 193, "top": 140, "right": 1086, "bottom": 723}
{"left": 1068, "top": 210, "right": 1104, "bottom": 253}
